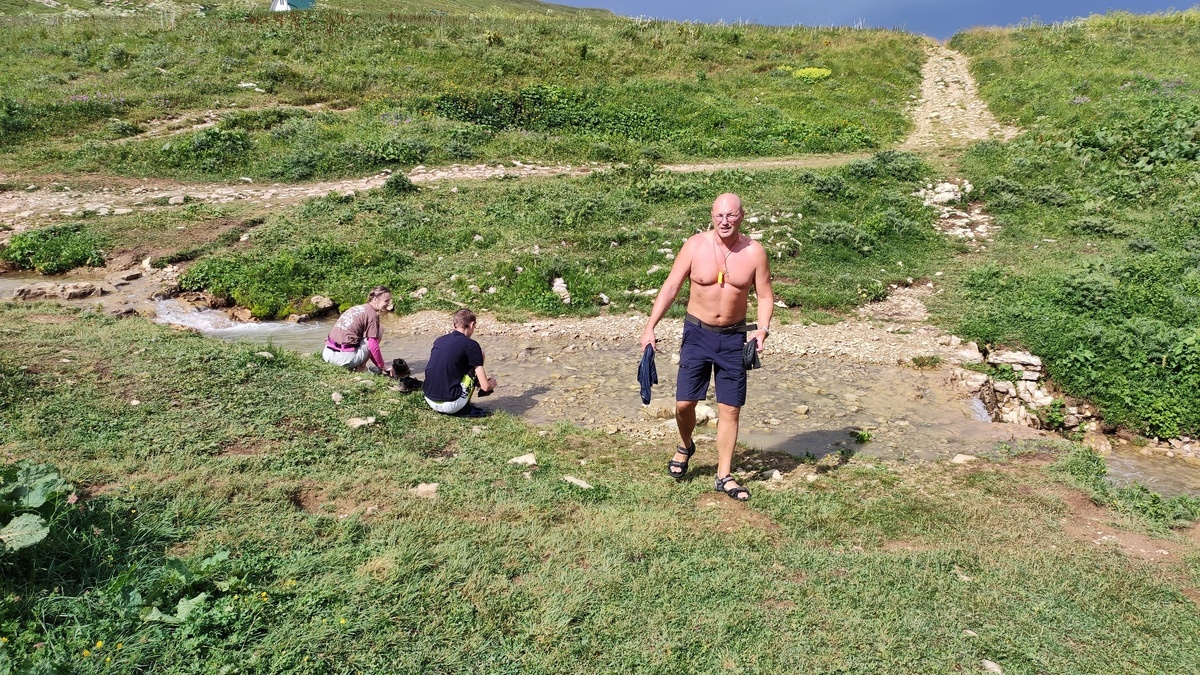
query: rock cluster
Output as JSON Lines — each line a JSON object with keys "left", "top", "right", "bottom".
{"left": 951, "top": 349, "right": 1096, "bottom": 429}
{"left": 11, "top": 281, "right": 104, "bottom": 300}
{"left": 913, "top": 180, "right": 996, "bottom": 247}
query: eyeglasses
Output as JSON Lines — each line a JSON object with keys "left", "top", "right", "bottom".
{"left": 713, "top": 212, "right": 741, "bottom": 222}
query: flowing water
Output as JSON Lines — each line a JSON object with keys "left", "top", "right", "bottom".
{"left": 126, "top": 301, "right": 1200, "bottom": 497}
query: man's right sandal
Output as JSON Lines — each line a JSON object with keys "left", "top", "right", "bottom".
{"left": 668, "top": 441, "right": 696, "bottom": 481}
{"left": 715, "top": 474, "right": 750, "bottom": 502}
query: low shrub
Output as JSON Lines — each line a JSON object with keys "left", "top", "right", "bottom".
{"left": 161, "top": 128, "right": 252, "bottom": 173}
{"left": 0, "top": 224, "right": 106, "bottom": 273}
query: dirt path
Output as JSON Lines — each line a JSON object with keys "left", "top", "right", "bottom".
{"left": 900, "top": 42, "right": 1020, "bottom": 151}
{"left": 0, "top": 43, "right": 1012, "bottom": 233}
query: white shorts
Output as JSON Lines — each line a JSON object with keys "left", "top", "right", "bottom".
{"left": 322, "top": 343, "right": 369, "bottom": 369}
{"left": 424, "top": 374, "right": 475, "bottom": 415}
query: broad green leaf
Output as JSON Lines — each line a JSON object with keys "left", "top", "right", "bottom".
{"left": 0, "top": 512, "right": 49, "bottom": 552}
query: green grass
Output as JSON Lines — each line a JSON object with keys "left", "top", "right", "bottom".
{"left": 1, "top": 303, "right": 1198, "bottom": 673}
{"left": 170, "top": 151, "right": 954, "bottom": 318}
{"left": 939, "top": 10, "right": 1200, "bottom": 438}
{"left": 0, "top": 7, "right": 924, "bottom": 179}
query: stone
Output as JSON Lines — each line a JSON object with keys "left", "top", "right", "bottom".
{"left": 1082, "top": 431, "right": 1112, "bottom": 455}
{"left": 129, "top": 399, "right": 140, "bottom": 406}
{"left": 562, "top": 475, "right": 593, "bottom": 489}
{"left": 255, "top": 351, "right": 274, "bottom": 359}
{"left": 508, "top": 453, "right": 537, "bottom": 466}
{"left": 410, "top": 287, "right": 428, "bottom": 299}
{"left": 694, "top": 403, "right": 717, "bottom": 424}
{"left": 988, "top": 350, "right": 1042, "bottom": 368}
{"left": 993, "top": 381, "right": 1016, "bottom": 397}
{"left": 116, "top": 270, "right": 142, "bottom": 282}
{"left": 954, "top": 343, "right": 984, "bottom": 364}
{"left": 12, "top": 282, "right": 103, "bottom": 300}
{"left": 951, "top": 454, "right": 979, "bottom": 464}
{"left": 310, "top": 295, "right": 335, "bottom": 312}
{"left": 959, "top": 371, "right": 990, "bottom": 393}
{"left": 410, "top": 483, "right": 438, "bottom": 499}
{"left": 229, "top": 307, "right": 254, "bottom": 322}
{"left": 167, "top": 195, "right": 186, "bottom": 205}
{"left": 551, "top": 277, "right": 570, "bottom": 304}
{"left": 804, "top": 474, "right": 819, "bottom": 483}
{"left": 794, "top": 405, "right": 810, "bottom": 416}
{"left": 982, "top": 660, "right": 1003, "bottom": 674}
{"left": 766, "top": 469, "right": 783, "bottom": 482}
{"left": 1062, "top": 415, "right": 1080, "bottom": 429}
{"left": 331, "top": 392, "right": 343, "bottom": 404}
{"left": 345, "top": 416, "right": 376, "bottom": 429}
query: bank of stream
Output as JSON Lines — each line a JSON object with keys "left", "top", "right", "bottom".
{"left": 148, "top": 300, "right": 1200, "bottom": 497}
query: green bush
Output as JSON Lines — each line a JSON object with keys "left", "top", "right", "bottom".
{"left": 161, "top": 128, "right": 253, "bottom": 173}
{"left": 0, "top": 224, "right": 106, "bottom": 273}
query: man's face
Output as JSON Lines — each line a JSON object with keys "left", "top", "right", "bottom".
{"left": 711, "top": 203, "right": 743, "bottom": 238}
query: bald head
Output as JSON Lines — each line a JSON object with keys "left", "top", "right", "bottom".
{"left": 713, "top": 193, "right": 742, "bottom": 215}
{"left": 711, "top": 193, "right": 744, "bottom": 236}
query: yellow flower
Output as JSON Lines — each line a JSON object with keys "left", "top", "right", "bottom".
{"left": 339, "top": 618, "right": 346, "bottom": 625}
{"left": 83, "top": 650, "right": 92, "bottom": 657}
{"left": 95, "top": 641, "right": 104, "bottom": 648}
{"left": 116, "top": 643, "right": 123, "bottom": 649}
{"left": 106, "top": 657, "right": 112, "bottom": 664}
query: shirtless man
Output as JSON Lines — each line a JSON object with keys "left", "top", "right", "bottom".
{"left": 639, "top": 193, "right": 774, "bottom": 501}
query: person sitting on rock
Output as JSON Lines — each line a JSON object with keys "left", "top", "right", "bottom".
{"left": 423, "top": 308, "right": 497, "bottom": 416}
{"left": 322, "top": 286, "right": 394, "bottom": 375}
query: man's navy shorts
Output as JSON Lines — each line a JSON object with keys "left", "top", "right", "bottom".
{"left": 676, "top": 322, "right": 747, "bottom": 407}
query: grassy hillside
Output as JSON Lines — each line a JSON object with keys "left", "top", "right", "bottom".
{"left": 943, "top": 10, "right": 1200, "bottom": 438}
{"left": 0, "top": 6, "right": 924, "bottom": 179}
{"left": 2, "top": 303, "right": 1198, "bottom": 673}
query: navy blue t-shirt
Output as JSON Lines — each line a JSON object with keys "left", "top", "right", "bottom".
{"left": 423, "top": 331, "right": 485, "bottom": 402}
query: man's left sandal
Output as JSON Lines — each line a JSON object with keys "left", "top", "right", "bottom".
{"left": 668, "top": 441, "right": 696, "bottom": 482}
{"left": 715, "top": 474, "right": 750, "bottom": 502}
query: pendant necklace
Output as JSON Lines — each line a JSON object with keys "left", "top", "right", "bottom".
{"left": 713, "top": 232, "right": 733, "bottom": 286}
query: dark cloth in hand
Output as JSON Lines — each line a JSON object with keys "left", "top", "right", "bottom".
{"left": 638, "top": 344, "right": 658, "bottom": 405}
{"left": 743, "top": 338, "right": 762, "bottom": 371}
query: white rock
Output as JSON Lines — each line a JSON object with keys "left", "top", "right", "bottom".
{"left": 346, "top": 416, "right": 376, "bottom": 429}
{"left": 563, "top": 475, "right": 593, "bottom": 489}
{"left": 951, "top": 454, "right": 979, "bottom": 464}
{"left": 508, "top": 453, "right": 537, "bottom": 466}
{"left": 331, "top": 392, "right": 343, "bottom": 404}
{"left": 982, "top": 660, "right": 1003, "bottom": 674}
{"left": 988, "top": 350, "right": 1042, "bottom": 368}
{"left": 167, "top": 195, "right": 186, "bottom": 205}
{"left": 694, "top": 403, "right": 717, "bottom": 423}
{"left": 410, "top": 483, "right": 438, "bottom": 499}
{"left": 255, "top": 351, "right": 274, "bottom": 359}
{"left": 955, "top": 342, "right": 984, "bottom": 364}
{"left": 993, "top": 381, "right": 1016, "bottom": 397}
{"left": 804, "top": 474, "right": 820, "bottom": 483}
{"left": 129, "top": 400, "right": 141, "bottom": 406}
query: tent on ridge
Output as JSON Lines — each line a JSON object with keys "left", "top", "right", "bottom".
{"left": 270, "top": 0, "right": 315, "bottom": 10}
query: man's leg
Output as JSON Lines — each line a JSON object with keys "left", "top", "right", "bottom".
{"left": 670, "top": 400, "right": 698, "bottom": 479}
{"left": 715, "top": 402, "right": 742, "bottom": 483}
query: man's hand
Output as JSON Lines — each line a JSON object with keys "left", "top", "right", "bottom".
{"left": 639, "top": 328, "right": 657, "bottom": 352}
{"left": 749, "top": 328, "right": 768, "bottom": 351}
{"left": 486, "top": 376, "right": 498, "bottom": 391}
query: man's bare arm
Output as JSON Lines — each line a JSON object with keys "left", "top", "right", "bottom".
{"left": 750, "top": 244, "right": 774, "bottom": 351}
{"left": 639, "top": 238, "right": 695, "bottom": 351}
